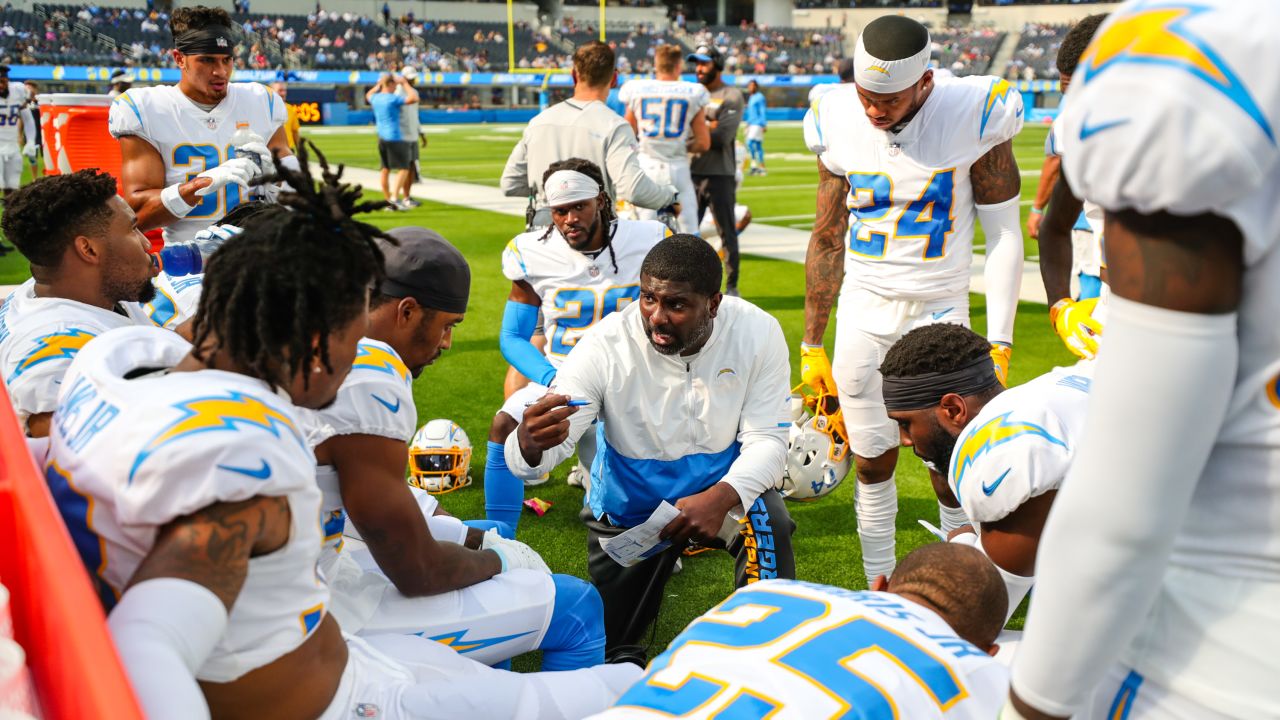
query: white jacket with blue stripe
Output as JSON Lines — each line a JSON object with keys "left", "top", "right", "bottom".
{"left": 505, "top": 296, "right": 791, "bottom": 527}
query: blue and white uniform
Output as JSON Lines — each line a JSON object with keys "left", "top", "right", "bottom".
{"left": 108, "top": 83, "right": 285, "bottom": 243}
{"left": 617, "top": 79, "right": 709, "bottom": 234}
{"left": 123, "top": 272, "right": 205, "bottom": 330}
{"left": 504, "top": 296, "right": 790, "bottom": 527}
{"left": 590, "top": 580, "right": 1008, "bottom": 719}
{"left": 1015, "top": 1, "right": 1280, "bottom": 717}
{"left": 308, "top": 338, "right": 607, "bottom": 671}
{"left": 0, "top": 278, "right": 134, "bottom": 432}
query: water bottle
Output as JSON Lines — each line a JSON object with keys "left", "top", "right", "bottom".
{"left": 155, "top": 225, "right": 242, "bottom": 276}
{"left": 230, "top": 127, "right": 266, "bottom": 171}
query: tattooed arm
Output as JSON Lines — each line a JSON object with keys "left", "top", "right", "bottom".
{"left": 803, "top": 159, "right": 849, "bottom": 345}
{"left": 1010, "top": 211, "right": 1243, "bottom": 719}
{"left": 972, "top": 139, "right": 1021, "bottom": 205}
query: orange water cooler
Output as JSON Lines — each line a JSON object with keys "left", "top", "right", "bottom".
{"left": 35, "top": 94, "right": 121, "bottom": 179}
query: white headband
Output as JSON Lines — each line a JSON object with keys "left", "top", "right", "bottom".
{"left": 853, "top": 31, "right": 931, "bottom": 94}
{"left": 544, "top": 170, "right": 601, "bottom": 207}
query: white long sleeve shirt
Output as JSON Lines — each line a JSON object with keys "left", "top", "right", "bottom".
{"left": 505, "top": 296, "right": 791, "bottom": 527}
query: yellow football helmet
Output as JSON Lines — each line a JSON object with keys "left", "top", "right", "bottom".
{"left": 781, "top": 386, "right": 851, "bottom": 501}
{"left": 408, "top": 419, "right": 472, "bottom": 495}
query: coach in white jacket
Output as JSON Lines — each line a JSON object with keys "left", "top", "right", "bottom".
{"left": 506, "top": 234, "right": 796, "bottom": 665}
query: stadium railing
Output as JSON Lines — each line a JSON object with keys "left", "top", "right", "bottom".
{"left": 0, "top": 385, "right": 143, "bottom": 719}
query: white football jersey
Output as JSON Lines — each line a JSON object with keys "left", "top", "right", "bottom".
{"left": 108, "top": 83, "right": 286, "bottom": 244}
{"left": 0, "top": 278, "right": 134, "bottom": 429}
{"left": 43, "top": 325, "right": 328, "bottom": 683}
{"left": 1059, "top": 0, "right": 1280, "bottom": 580}
{"left": 592, "top": 580, "right": 1007, "bottom": 719}
{"left": 948, "top": 363, "right": 1092, "bottom": 524}
{"left": 308, "top": 338, "right": 417, "bottom": 557}
{"left": 618, "top": 78, "right": 710, "bottom": 163}
{"left": 0, "top": 83, "right": 30, "bottom": 148}
{"left": 121, "top": 271, "right": 204, "bottom": 330}
{"left": 502, "top": 219, "right": 670, "bottom": 368}
{"left": 804, "top": 77, "right": 1024, "bottom": 301}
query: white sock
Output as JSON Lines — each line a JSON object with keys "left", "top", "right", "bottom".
{"left": 856, "top": 477, "right": 897, "bottom": 584}
{"left": 939, "top": 503, "right": 969, "bottom": 535}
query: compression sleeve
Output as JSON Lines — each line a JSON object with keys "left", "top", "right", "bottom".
{"left": 108, "top": 578, "right": 228, "bottom": 720}
{"left": 1011, "top": 296, "right": 1238, "bottom": 715}
{"left": 500, "top": 300, "right": 557, "bottom": 387}
{"left": 977, "top": 196, "right": 1024, "bottom": 346}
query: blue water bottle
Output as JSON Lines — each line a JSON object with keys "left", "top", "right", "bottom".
{"left": 156, "top": 225, "right": 242, "bottom": 276}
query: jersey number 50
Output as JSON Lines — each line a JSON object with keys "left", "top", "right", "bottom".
{"left": 173, "top": 143, "right": 245, "bottom": 219}
{"left": 639, "top": 97, "right": 690, "bottom": 139}
{"left": 846, "top": 169, "right": 955, "bottom": 260}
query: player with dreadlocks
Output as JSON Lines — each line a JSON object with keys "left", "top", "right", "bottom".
{"left": 45, "top": 143, "right": 640, "bottom": 719}
{"left": 484, "top": 157, "right": 671, "bottom": 532}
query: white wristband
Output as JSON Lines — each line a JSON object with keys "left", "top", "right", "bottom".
{"left": 161, "top": 183, "right": 198, "bottom": 218}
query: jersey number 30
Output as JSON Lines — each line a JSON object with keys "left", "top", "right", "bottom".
{"left": 846, "top": 169, "right": 955, "bottom": 260}
{"left": 173, "top": 143, "right": 245, "bottom": 218}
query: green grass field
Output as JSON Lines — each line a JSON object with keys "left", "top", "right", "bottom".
{"left": 1, "top": 121, "right": 1072, "bottom": 667}
{"left": 303, "top": 121, "right": 1074, "bottom": 665}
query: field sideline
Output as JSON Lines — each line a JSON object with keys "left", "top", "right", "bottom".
{"left": 305, "top": 120, "right": 1074, "bottom": 667}
{"left": 0, "top": 120, "right": 1075, "bottom": 670}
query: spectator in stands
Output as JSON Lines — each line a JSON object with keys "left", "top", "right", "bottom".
{"left": 500, "top": 40, "right": 676, "bottom": 229}
{"left": 367, "top": 73, "right": 418, "bottom": 210}
{"left": 743, "top": 79, "right": 767, "bottom": 176}
{"left": 688, "top": 45, "right": 745, "bottom": 296}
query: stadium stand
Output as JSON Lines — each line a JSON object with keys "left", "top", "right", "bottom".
{"left": 930, "top": 26, "right": 1005, "bottom": 76}
{"left": 687, "top": 23, "right": 845, "bottom": 74}
{"left": 1004, "top": 22, "right": 1068, "bottom": 79}
{"left": 0, "top": 6, "right": 130, "bottom": 67}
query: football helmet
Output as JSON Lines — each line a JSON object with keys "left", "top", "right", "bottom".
{"left": 781, "top": 388, "right": 851, "bottom": 501}
{"left": 408, "top": 419, "right": 473, "bottom": 494}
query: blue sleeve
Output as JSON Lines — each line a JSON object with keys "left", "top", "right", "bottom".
{"left": 500, "top": 301, "right": 557, "bottom": 387}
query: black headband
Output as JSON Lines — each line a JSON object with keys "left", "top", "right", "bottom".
{"left": 882, "top": 355, "right": 1000, "bottom": 412}
{"left": 175, "top": 26, "right": 235, "bottom": 56}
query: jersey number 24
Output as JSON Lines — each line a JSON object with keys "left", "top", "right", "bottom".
{"left": 846, "top": 169, "right": 955, "bottom": 260}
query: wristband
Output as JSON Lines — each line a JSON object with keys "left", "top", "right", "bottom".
{"left": 1030, "top": 206, "right": 1044, "bottom": 215}
{"left": 161, "top": 183, "right": 198, "bottom": 218}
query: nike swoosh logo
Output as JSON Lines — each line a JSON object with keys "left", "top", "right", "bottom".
{"left": 1079, "top": 115, "right": 1129, "bottom": 140}
{"left": 931, "top": 307, "right": 954, "bottom": 320}
{"left": 982, "top": 468, "right": 1011, "bottom": 496}
{"left": 218, "top": 459, "right": 272, "bottom": 480}
{"left": 371, "top": 393, "right": 401, "bottom": 413}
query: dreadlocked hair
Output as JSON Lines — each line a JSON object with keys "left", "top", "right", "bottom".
{"left": 539, "top": 158, "right": 620, "bottom": 273}
{"left": 190, "top": 139, "right": 390, "bottom": 392}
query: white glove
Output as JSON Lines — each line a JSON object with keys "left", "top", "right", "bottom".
{"left": 191, "top": 223, "right": 244, "bottom": 245}
{"left": 194, "top": 157, "right": 259, "bottom": 197}
{"left": 482, "top": 530, "right": 551, "bottom": 574}
{"left": 235, "top": 140, "right": 273, "bottom": 170}
{"left": 22, "top": 142, "right": 37, "bottom": 161}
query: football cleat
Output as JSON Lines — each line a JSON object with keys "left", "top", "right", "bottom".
{"left": 408, "top": 419, "right": 473, "bottom": 494}
{"left": 780, "top": 387, "right": 851, "bottom": 501}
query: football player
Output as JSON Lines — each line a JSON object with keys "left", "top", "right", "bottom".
{"left": 880, "top": 323, "right": 1091, "bottom": 620}
{"left": 1036, "top": 14, "right": 1109, "bottom": 361}
{"left": 309, "top": 225, "right": 609, "bottom": 671}
{"left": 590, "top": 542, "right": 1009, "bottom": 719}
{"left": 484, "top": 158, "right": 670, "bottom": 532}
{"left": 0, "top": 170, "right": 157, "bottom": 437}
{"left": 507, "top": 235, "right": 797, "bottom": 666}
{"left": 619, "top": 44, "right": 711, "bottom": 235}
{"left": 1008, "top": 1, "right": 1280, "bottom": 718}
{"left": 110, "top": 5, "right": 293, "bottom": 244}
{"left": 46, "top": 156, "right": 639, "bottom": 719}
{"left": 0, "top": 65, "right": 37, "bottom": 197}
{"left": 801, "top": 15, "right": 1026, "bottom": 584}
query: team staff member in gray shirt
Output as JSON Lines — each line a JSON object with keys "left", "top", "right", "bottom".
{"left": 688, "top": 46, "right": 745, "bottom": 296}
{"left": 501, "top": 41, "right": 677, "bottom": 228}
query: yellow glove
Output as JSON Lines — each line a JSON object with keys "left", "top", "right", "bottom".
{"left": 1049, "top": 297, "right": 1102, "bottom": 360}
{"left": 990, "top": 343, "right": 1012, "bottom": 387}
{"left": 799, "top": 343, "right": 837, "bottom": 395}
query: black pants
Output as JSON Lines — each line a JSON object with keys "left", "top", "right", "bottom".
{"left": 693, "top": 173, "right": 740, "bottom": 290}
{"left": 582, "top": 489, "right": 796, "bottom": 662}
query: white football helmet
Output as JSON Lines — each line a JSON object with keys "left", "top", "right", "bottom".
{"left": 408, "top": 419, "right": 473, "bottom": 495}
{"left": 781, "top": 389, "right": 851, "bottom": 501}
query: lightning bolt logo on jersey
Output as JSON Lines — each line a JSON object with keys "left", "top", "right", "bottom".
{"left": 803, "top": 75, "right": 1023, "bottom": 301}
{"left": 43, "top": 325, "right": 330, "bottom": 683}
{"left": 502, "top": 220, "right": 670, "bottom": 365}
{"left": 591, "top": 580, "right": 1008, "bottom": 719}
